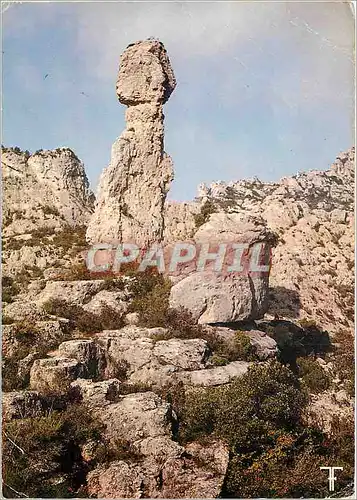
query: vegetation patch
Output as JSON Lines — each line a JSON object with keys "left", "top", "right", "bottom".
{"left": 2, "top": 276, "right": 20, "bottom": 303}
{"left": 193, "top": 199, "right": 217, "bottom": 228}
{"left": 168, "top": 361, "right": 353, "bottom": 498}
{"left": 2, "top": 403, "right": 103, "bottom": 498}
{"left": 265, "top": 321, "right": 331, "bottom": 368}
{"left": 296, "top": 357, "right": 332, "bottom": 393}
{"left": 331, "top": 330, "right": 354, "bottom": 397}
{"left": 42, "top": 299, "right": 125, "bottom": 335}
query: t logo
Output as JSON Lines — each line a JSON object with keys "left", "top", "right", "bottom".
{"left": 320, "top": 467, "right": 343, "bottom": 491}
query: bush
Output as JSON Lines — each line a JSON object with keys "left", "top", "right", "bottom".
{"left": 2, "top": 403, "right": 103, "bottom": 498}
{"left": 193, "top": 199, "right": 217, "bottom": 228}
{"left": 53, "top": 261, "right": 126, "bottom": 284}
{"left": 212, "top": 331, "right": 257, "bottom": 363}
{"left": 42, "top": 205, "right": 61, "bottom": 217}
{"left": 174, "top": 360, "right": 353, "bottom": 498}
{"left": 2, "top": 276, "right": 19, "bottom": 303}
{"left": 180, "top": 361, "right": 308, "bottom": 447}
{"left": 224, "top": 435, "right": 330, "bottom": 498}
{"left": 224, "top": 414, "right": 354, "bottom": 498}
{"left": 128, "top": 270, "right": 172, "bottom": 327}
{"left": 297, "top": 357, "right": 331, "bottom": 393}
{"left": 332, "top": 331, "right": 354, "bottom": 397}
{"left": 42, "top": 299, "right": 124, "bottom": 334}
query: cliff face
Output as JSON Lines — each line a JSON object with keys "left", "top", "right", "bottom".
{"left": 2, "top": 146, "right": 94, "bottom": 275}
{"left": 2, "top": 146, "right": 94, "bottom": 237}
{"left": 86, "top": 40, "right": 176, "bottom": 246}
{"left": 184, "top": 147, "right": 355, "bottom": 334}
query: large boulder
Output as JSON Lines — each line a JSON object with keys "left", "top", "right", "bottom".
{"left": 160, "top": 440, "right": 229, "bottom": 498}
{"left": 70, "top": 378, "right": 122, "bottom": 409}
{"left": 87, "top": 440, "right": 229, "bottom": 499}
{"left": 96, "top": 391, "right": 174, "bottom": 444}
{"left": 178, "top": 360, "right": 250, "bottom": 387}
{"left": 57, "top": 339, "right": 106, "bottom": 378}
{"left": 169, "top": 214, "right": 277, "bottom": 324}
{"left": 95, "top": 327, "right": 209, "bottom": 381}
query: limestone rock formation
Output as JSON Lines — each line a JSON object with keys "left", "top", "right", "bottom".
{"left": 2, "top": 146, "right": 95, "bottom": 277}
{"left": 169, "top": 214, "right": 277, "bottom": 324}
{"left": 170, "top": 147, "right": 355, "bottom": 334}
{"left": 2, "top": 146, "right": 94, "bottom": 237}
{"left": 87, "top": 439, "right": 229, "bottom": 499}
{"left": 87, "top": 40, "right": 176, "bottom": 246}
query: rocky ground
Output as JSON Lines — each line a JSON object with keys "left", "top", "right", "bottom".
{"left": 1, "top": 38, "right": 354, "bottom": 499}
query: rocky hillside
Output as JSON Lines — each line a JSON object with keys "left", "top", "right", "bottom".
{"left": 2, "top": 146, "right": 94, "bottom": 277}
{"left": 2, "top": 39, "right": 354, "bottom": 500}
{"left": 186, "top": 147, "right": 354, "bottom": 336}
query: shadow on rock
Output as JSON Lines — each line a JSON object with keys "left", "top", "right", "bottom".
{"left": 258, "top": 319, "right": 332, "bottom": 371}
{"left": 268, "top": 286, "right": 301, "bottom": 319}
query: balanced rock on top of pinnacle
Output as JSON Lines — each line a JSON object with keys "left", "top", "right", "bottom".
{"left": 86, "top": 40, "right": 175, "bottom": 247}
{"left": 116, "top": 39, "right": 176, "bottom": 105}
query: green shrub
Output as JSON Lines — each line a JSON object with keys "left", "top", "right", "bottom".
{"left": 297, "top": 357, "right": 331, "bottom": 393}
{"left": 214, "top": 331, "right": 257, "bottom": 363}
{"left": 266, "top": 321, "right": 331, "bottom": 368}
{"left": 128, "top": 270, "right": 172, "bottom": 327}
{"left": 2, "top": 315, "right": 14, "bottom": 325}
{"left": 224, "top": 413, "right": 355, "bottom": 498}
{"left": 210, "top": 354, "right": 228, "bottom": 366}
{"left": 52, "top": 225, "right": 88, "bottom": 253}
{"left": 180, "top": 361, "right": 308, "bottom": 447}
{"left": 53, "top": 261, "right": 126, "bottom": 284}
{"left": 42, "top": 205, "right": 61, "bottom": 217}
{"left": 193, "top": 199, "right": 217, "bottom": 228}
{"left": 174, "top": 359, "right": 352, "bottom": 498}
{"left": 2, "top": 276, "right": 19, "bottom": 303}
{"left": 94, "top": 438, "right": 143, "bottom": 464}
{"left": 2, "top": 403, "right": 103, "bottom": 498}
{"left": 332, "top": 331, "right": 354, "bottom": 397}
{"left": 299, "top": 318, "right": 318, "bottom": 329}
{"left": 42, "top": 299, "right": 124, "bottom": 334}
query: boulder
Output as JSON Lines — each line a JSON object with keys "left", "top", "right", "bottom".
{"left": 87, "top": 440, "right": 229, "bottom": 499}
{"left": 82, "top": 289, "right": 131, "bottom": 316}
{"left": 245, "top": 330, "right": 278, "bottom": 360}
{"left": 36, "top": 279, "right": 109, "bottom": 308}
{"left": 169, "top": 214, "right": 276, "bottom": 324}
{"left": 178, "top": 360, "right": 250, "bottom": 387}
{"left": 161, "top": 440, "right": 229, "bottom": 498}
{"left": 57, "top": 339, "right": 106, "bottom": 378}
{"left": 170, "top": 271, "right": 262, "bottom": 324}
{"left": 87, "top": 460, "right": 154, "bottom": 499}
{"left": 96, "top": 391, "right": 174, "bottom": 444}
{"left": 70, "top": 378, "right": 122, "bottom": 408}
{"left": 152, "top": 338, "right": 209, "bottom": 370}
{"left": 30, "top": 357, "right": 85, "bottom": 393}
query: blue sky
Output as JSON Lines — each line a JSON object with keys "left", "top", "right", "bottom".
{"left": 2, "top": 1, "right": 355, "bottom": 200}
